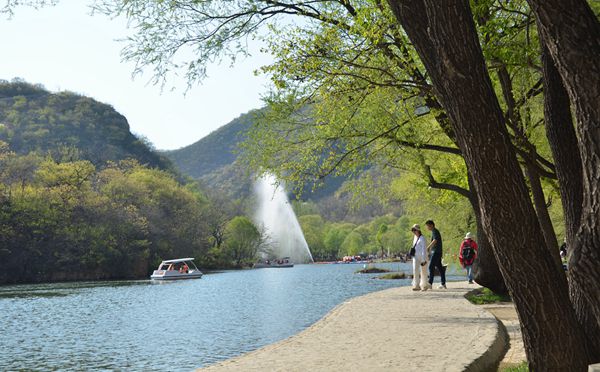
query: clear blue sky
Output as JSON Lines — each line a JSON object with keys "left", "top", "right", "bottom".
{"left": 0, "top": 0, "right": 273, "bottom": 150}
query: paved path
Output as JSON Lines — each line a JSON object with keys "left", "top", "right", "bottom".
{"left": 199, "top": 282, "right": 506, "bottom": 372}
{"left": 483, "top": 304, "right": 526, "bottom": 369}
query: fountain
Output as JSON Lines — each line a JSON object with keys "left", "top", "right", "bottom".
{"left": 253, "top": 173, "right": 314, "bottom": 264}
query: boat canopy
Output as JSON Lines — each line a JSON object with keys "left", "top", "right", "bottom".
{"left": 160, "top": 258, "right": 195, "bottom": 264}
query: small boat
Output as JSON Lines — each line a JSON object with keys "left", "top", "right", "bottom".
{"left": 254, "top": 257, "right": 294, "bottom": 268}
{"left": 150, "top": 258, "right": 203, "bottom": 280}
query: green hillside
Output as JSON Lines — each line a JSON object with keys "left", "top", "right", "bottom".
{"left": 0, "top": 79, "right": 174, "bottom": 171}
{"left": 163, "top": 110, "right": 257, "bottom": 178}
{"left": 165, "top": 109, "right": 346, "bottom": 200}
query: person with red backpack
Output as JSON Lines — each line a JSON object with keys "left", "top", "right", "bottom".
{"left": 459, "top": 232, "right": 478, "bottom": 284}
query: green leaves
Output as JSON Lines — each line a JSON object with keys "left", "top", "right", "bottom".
{"left": 222, "top": 215, "right": 262, "bottom": 266}
{"left": 0, "top": 150, "right": 216, "bottom": 283}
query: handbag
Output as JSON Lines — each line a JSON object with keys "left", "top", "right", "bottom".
{"left": 409, "top": 240, "right": 417, "bottom": 257}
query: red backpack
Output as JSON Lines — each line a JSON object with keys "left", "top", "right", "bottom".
{"left": 462, "top": 240, "right": 475, "bottom": 263}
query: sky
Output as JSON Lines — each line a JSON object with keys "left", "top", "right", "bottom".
{"left": 0, "top": 0, "right": 273, "bottom": 150}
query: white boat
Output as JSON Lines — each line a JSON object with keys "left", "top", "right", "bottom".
{"left": 150, "top": 258, "right": 203, "bottom": 280}
{"left": 254, "top": 257, "right": 294, "bottom": 268}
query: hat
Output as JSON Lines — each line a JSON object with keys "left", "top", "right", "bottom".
{"left": 465, "top": 232, "right": 472, "bottom": 239}
{"left": 411, "top": 224, "right": 421, "bottom": 231}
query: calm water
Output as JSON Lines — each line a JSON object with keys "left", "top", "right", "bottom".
{"left": 0, "top": 262, "right": 413, "bottom": 371}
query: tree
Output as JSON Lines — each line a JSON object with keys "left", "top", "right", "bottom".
{"left": 341, "top": 231, "right": 364, "bottom": 256}
{"left": 1, "top": 0, "right": 57, "bottom": 16}
{"left": 93, "top": 0, "right": 517, "bottom": 293}
{"left": 323, "top": 223, "right": 355, "bottom": 259}
{"left": 222, "top": 216, "right": 262, "bottom": 267}
{"left": 386, "top": 0, "right": 590, "bottom": 368}
{"left": 298, "top": 214, "right": 327, "bottom": 260}
{"left": 526, "top": 0, "right": 600, "bottom": 356}
{"left": 85, "top": 0, "right": 599, "bottom": 364}
{"left": 376, "top": 223, "right": 388, "bottom": 257}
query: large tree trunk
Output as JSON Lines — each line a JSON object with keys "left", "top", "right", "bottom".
{"left": 496, "top": 64, "right": 560, "bottom": 261}
{"left": 387, "top": 0, "right": 590, "bottom": 369}
{"left": 540, "top": 41, "right": 600, "bottom": 359}
{"left": 524, "top": 162, "right": 561, "bottom": 267}
{"left": 531, "top": 0, "right": 600, "bottom": 359}
{"left": 426, "top": 97, "right": 508, "bottom": 295}
{"left": 470, "top": 199, "right": 508, "bottom": 294}
{"left": 539, "top": 42, "right": 583, "bottom": 251}
{"left": 467, "top": 174, "right": 508, "bottom": 294}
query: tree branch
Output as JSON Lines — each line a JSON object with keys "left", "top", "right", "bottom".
{"left": 424, "top": 165, "right": 472, "bottom": 199}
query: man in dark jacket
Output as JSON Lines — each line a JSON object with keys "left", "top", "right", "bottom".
{"left": 424, "top": 220, "right": 446, "bottom": 290}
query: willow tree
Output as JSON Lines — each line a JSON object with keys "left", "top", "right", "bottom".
{"left": 242, "top": 0, "right": 562, "bottom": 288}
{"left": 0, "top": 0, "right": 56, "bottom": 15}
{"left": 387, "top": 0, "right": 597, "bottom": 368}
{"left": 88, "top": 0, "right": 599, "bottom": 365}
{"left": 527, "top": 0, "right": 600, "bottom": 358}
{"left": 99, "top": 0, "right": 578, "bottom": 297}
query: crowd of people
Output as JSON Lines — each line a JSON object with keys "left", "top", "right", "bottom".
{"left": 409, "top": 220, "right": 478, "bottom": 291}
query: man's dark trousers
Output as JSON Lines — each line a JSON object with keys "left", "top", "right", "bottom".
{"left": 428, "top": 253, "right": 446, "bottom": 285}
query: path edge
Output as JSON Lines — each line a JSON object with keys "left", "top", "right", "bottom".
{"left": 463, "top": 290, "right": 510, "bottom": 372}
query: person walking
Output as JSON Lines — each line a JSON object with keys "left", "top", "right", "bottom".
{"left": 425, "top": 220, "right": 446, "bottom": 290}
{"left": 410, "top": 224, "right": 428, "bottom": 291}
{"left": 459, "top": 232, "right": 478, "bottom": 284}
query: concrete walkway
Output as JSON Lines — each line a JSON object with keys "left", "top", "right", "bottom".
{"left": 199, "top": 282, "right": 507, "bottom": 372}
{"left": 483, "top": 304, "right": 526, "bottom": 369}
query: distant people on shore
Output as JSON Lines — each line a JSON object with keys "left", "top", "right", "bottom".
{"left": 410, "top": 224, "right": 428, "bottom": 291}
{"left": 425, "top": 220, "right": 446, "bottom": 290}
{"left": 459, "top": 232, "right": 478, "bottom": 284}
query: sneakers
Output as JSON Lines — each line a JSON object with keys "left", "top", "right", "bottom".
{"left": 421, "top": 284, "right": 432, "bottom": 292}
{"left": 468, "top": 280, "right": 474, "bottom": 284}
{"left": 438, "top": 284, "right": 447, "bottom": 289}
{"left": 412, "top": 286, "right": 421, "bottom": 291}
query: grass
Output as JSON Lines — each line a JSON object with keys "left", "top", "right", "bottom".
{"left": 465, "top": 287, "right": 511, "bottom": 305}
{"left": 377, "top": 272, "right": 406, "bottom": 280}
{"left": 355, "top": 267, "right": 390, "bottom": 274}
{"left": 500, "top": 361, "right": 528, "bottom": 372}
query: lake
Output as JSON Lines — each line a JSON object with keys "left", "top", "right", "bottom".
{"left": 0, "top": 262, "right": 415, "bottom": 371}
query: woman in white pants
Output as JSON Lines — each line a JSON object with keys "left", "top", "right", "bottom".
{"left": 411, "top": 224, "right": 428, "bottom": 291}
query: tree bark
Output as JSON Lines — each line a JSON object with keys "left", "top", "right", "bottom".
{"left": 530, "top": 0, "right": 600, "bottom": 358}
{"left": 387, "top": 0, "right": 590, "bottom": 369}
{"left": 540, "top": 41, "right": 600, "bottom": 358}
{"left": 540, "top": 38, "right": 600, "bottom": 359}
{"left": 496, "top": 64, "right": 560, "bottom": 261}
{"left": 425, "top": 98, "right": 509, "bottom": 295}
{"left": 467, "top": 174, "right": 508, "bottom": 294}
{"left": 524, "top": 162, "right": 561, "bottom": 267}
{"left": 539, "top": 42, "right": 583, "bottom": 251}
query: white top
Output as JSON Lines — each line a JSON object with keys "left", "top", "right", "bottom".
{"left": 160, "top": 258, "right": 195, "bottom": 264}
{"left": 412, "top": 235, "right": 427, "bottom": 261}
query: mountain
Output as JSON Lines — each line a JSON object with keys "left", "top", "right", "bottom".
{"left": 0, "top": 79, "right": 174, "bottom": 171}
{"left": 164, "top": 109, "right": 347, "bottom": 200}
{"left": 163, "top": 110, "right": 257, "bottom": 179}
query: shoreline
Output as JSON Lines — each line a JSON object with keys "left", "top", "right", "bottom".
{"left": 199, "top": 281, "right": 506, "bottom": 371}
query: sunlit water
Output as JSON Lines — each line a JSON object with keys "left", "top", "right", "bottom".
{"left": 0, "top": 262, "right": 423, "bottom": 371}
